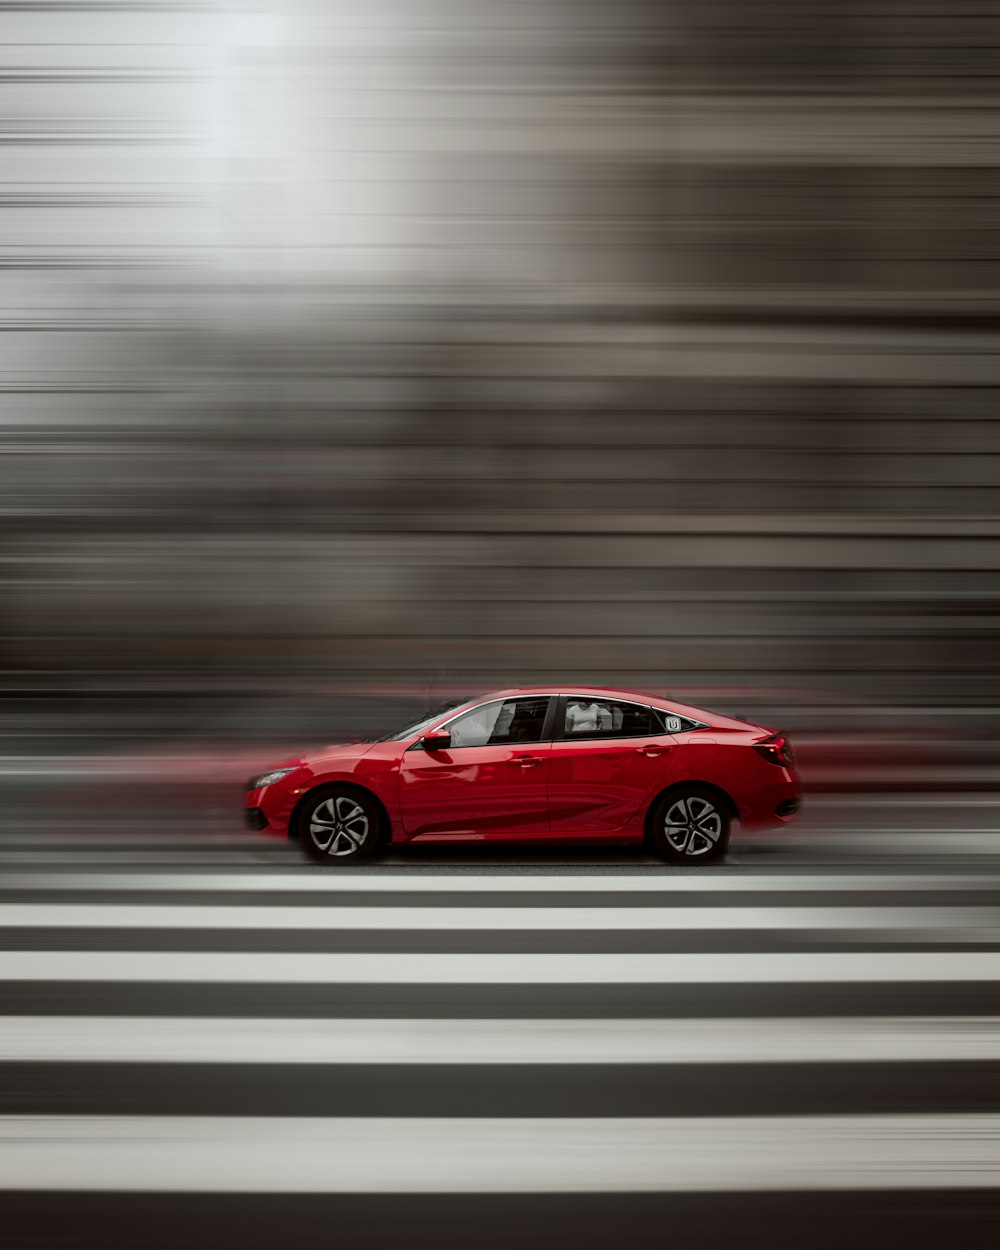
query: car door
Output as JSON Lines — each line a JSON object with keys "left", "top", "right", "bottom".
{"left": 398, "top": 695, "right": 555, "bottom": 839}
{"left": 547, "top": 695, "right": 678, "bottom": 835}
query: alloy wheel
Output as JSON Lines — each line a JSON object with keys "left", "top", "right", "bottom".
{"left": 308, "top": 795, "right": 370, "bottom": 857}
{"left": 663, "top": 795, "right": 723, "bottom": 857}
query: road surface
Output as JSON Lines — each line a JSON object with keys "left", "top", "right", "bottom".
{"left": 2, "top": 814, "right": 1000, "bottom": 1248}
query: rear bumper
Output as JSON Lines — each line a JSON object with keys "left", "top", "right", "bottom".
{"left": 737, "top": 766, "right": 803, "bottom": 831}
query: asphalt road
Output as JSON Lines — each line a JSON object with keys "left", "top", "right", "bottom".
{"left": 3, "top": 806, "right": 1000, "bottom": 1249}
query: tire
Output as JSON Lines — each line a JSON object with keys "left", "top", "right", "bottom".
{"left": 297, "top": 785, "right": 382, "bottom": 866}
{"left": 649, "top": 786, "right": 731, "bottom": 865}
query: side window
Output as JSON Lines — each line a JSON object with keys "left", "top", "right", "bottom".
{"left": 562, "top": 698, "right": 664, "bottom": 740}
{"left": 448, "top": 697, "right": 550, "bottom": 748}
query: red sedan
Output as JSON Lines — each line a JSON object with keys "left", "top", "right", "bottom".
{"left": 245, "top": 687, "right": 801, "bottom": 865}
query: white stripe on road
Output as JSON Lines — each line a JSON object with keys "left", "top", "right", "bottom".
{"left": 3, "top": 950, "right": 1000, "bottom": 983}
{"left": 3, "top": 1015, "right": 1000, "bottom": 1066}
{"left": 1, "top": 903, "right": 998, "bottom": 931}
{"left": 4, "top": 872, "right": 1000, "bottom": 893}
{"left": 2, "top": 1115, "right": 999, "bottom": 1192}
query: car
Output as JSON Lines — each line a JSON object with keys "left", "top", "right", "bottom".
{"left": 244, "top": 686, "right": 801, "bottom": 865}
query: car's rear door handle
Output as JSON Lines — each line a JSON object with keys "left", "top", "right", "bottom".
{"left": 635, "top": 745, "right": 670, "bottom": 757}
{"left": 512, "top": 754, "right": 544, "bottom": 767}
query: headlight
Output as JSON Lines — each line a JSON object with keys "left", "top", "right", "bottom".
{"left": 248, "top": 767, "right": 298, "bottom": 790}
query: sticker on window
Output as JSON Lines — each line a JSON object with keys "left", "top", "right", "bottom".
{"left": 665, "top": 716, "right": 682, "bottom": 733}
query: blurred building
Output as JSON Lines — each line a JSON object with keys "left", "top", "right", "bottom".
{"left": 2, "top": 0, "right": 999, "bottom": 750}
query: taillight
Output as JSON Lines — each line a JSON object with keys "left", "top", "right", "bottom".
{"left": 753, "top": 732, "right": 794, "bottom": 767}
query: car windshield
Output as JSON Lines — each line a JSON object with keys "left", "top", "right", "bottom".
{"left": 375, "top": 695, "right": 482, "bottom": 742}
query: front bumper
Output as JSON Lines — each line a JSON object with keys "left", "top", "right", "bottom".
{"left": 244, "top": 778, "right": 299, "bottom": 839}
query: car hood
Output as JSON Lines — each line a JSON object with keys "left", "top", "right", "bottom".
{"left": 292, "top": 739, "right": 381, "bottom": 770}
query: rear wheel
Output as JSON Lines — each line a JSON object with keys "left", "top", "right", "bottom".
{"left": 649, "top": 786, "right": 731, "bottom": 865}
{"left": 298, "top": 786, "right": 381, "bottom": 865}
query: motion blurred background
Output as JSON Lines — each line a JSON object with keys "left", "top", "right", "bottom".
{"left": 5, "top": 7, "right": 1000, "bottom": 1243}
{"left": 2, "top": 0, "right": 999, "bottom": 831}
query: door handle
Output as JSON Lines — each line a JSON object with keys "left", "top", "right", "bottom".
{"left": 635, "top": 745, "right": 670, "bottom": 757}
{"left": 511, "top": 754, "right": 544, "bottom": 767}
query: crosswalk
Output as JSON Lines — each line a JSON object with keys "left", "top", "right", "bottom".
{"left": 2, "top": 857, "right": 1000, "bottom": 1247}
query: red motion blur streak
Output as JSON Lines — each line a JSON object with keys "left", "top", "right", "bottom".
{"left": 49, "top": 691, "right": 993, "bottom": 844}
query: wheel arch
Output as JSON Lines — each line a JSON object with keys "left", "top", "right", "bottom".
{"left": 288, "top": 779, "right": 392, "bottom": 845}
{"left": 643, "top": 779, "right": 739, "bottom": 842}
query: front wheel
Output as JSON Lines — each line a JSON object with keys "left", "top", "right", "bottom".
{"left": 298, "top": 786, "right": 381, "bottom": 866}
{"left": 649, "top": 787, "right": 731, "bottom": 865}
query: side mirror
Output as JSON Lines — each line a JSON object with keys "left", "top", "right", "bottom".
{"left": 421, "top": 730, "right": 451, "bottom": 751}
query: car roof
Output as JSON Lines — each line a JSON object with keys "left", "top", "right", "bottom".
{"left": 477, "top": 685, "right": 690, "bottom": 715}
{"left": 483, "top": 685, "right": 675, "bottom": 707}
{"left": 470, "top": 686, "right": 753, "bottom": 731}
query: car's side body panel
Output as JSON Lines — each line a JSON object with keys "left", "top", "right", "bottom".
{"left": 665, "top": 729, "right": 800, "bottom": 831}
{"left": 547, "top": 735, "right": 679, "bottom": 834}
{"left": 397, "top": 741, "right": 552, "bottom": 840}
